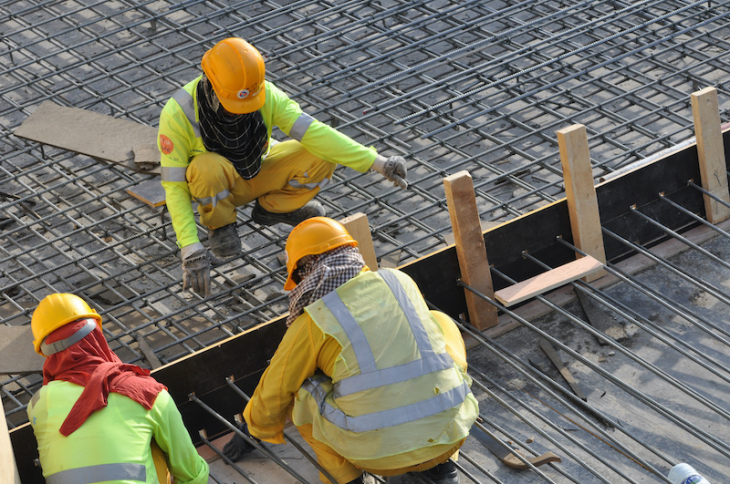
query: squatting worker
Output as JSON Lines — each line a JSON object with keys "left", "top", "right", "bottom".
{"left": 222, "top": 217, "right": 478, "bottom": 484}
{"left": 28, "top": 293, "right": 209, "bottom": 484}
{"left": 158, "top": 37, "right": 409, "bottom": 296}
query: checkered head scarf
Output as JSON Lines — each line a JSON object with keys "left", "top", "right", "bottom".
{"left": 286, "top": 245, "right": 365, "bottom": 326}
{"left": 196, "top": 74, "right": 269, "bottom": 179}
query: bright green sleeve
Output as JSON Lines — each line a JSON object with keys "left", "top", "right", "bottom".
{"left": 149, "top": 390, "right": 209, "bottom": 484}
{"left": 158, "top": 95, "right": 200, "bottom": 249}
{"left": 263, "top": 82, "right": 377, "bottom": 173}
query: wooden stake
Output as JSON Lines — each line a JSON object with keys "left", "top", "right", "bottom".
{"left": 557, "top": 124, "right": 606, "bottom": 281}
{"left": 443, "top": 171, "right": 498, "bottom": 330}
{"left": 340, "top": 213, "right": 378, "bottom": 270}
{"left": 691, "top": 87, "right": 730, "bottom": 224}
{"left": 0, "top": 407, "right": 22, "bottom": 484}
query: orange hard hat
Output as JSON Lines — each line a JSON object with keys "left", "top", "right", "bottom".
{"left": 283, "top": 217, "right": 357, "bottom": 291}
{"left": 201, "top": 37, "right": 266, "bottom": 114}
{"left": 31, "top": 293, "right": 102, "bottom": 356}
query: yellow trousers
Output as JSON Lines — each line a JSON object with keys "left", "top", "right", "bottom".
{"left": 186, "top": 140, "right": 336, "bottom": 230}
{"left": 295, "top": 311, "right": 469, "bottom": 484}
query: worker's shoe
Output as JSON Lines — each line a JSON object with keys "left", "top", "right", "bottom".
{"left": 208, "top": 223, "right": 241, "bottom": 259}
{"left": 251, "top": 200, "right": 325, "bottom": 227}
{"left": 419, "top": 460, "right": 459, "bottom": 484}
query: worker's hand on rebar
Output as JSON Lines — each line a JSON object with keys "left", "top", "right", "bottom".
{"left": 223, "top": 422, "right": 258, "bottom": 462}
{"left": 182, "top": 248, "right": 211, "bottom": 296}
{"left": 372, "top": 154, "right": 408, "bottom": 189}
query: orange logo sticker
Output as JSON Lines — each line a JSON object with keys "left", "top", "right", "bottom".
{"left": 159, "top": 134, "right": 174, "bottom": 155}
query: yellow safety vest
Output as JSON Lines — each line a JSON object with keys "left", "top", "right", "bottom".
{"left": 28, "top": 381, "right": 208, "bottom": 484}
{"left": 292, "top": 269, "right": 479, "bottom": 462}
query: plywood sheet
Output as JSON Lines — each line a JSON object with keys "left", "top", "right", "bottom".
{"left": 0, "top": 326, "right": 44, "bottom": 374}
{"left": 127, "top": 179, "right": 166, "bottom": 207}
{"left": 14, "top": 101, "right": 160, "bottom": 175}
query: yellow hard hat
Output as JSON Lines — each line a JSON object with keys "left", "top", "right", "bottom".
{"left": 201, "top": 37, "right": 266, "bottom": 114}
{"left": 31, "top": 293, "right": 102, "bottom": 356}
{"left": 284, "top": 217, "right": 358, "bottom": 291}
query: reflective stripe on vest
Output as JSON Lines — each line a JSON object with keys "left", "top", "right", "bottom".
{"left": 45, "top": 463, "right": 146, "bottom": 484}
{"left": 172, "top": 88, "right": 200, "bottom": 138}
{"left": 325, "top": 270, "right": 458, "bottom": 398}
{"left": 40, "top": 319, "right": 96, "bottom": 356}
{"left": 194, "top": 188, "right": 230, "bottom": 208}
{"left": 289, "top": 113, "right": 314, "bottom": 142}
{"left": 302, "top": 375, "right": 471, "bottom": 433}
{"left": 161, "top": 166, "right": 188, "bottom": 182}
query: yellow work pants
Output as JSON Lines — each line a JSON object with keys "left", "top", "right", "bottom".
{"left": 186, "top": 140, "right": 336, "bottom": 230}
{"left": 295, "top": 310, "right": 469, "bottom": 484}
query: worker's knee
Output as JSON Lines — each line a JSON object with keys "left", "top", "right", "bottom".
{"left": 187, "top": 152, "right": 239, "bottom": 197}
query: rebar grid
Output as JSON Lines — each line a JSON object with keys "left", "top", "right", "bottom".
{"left": 2, "top": 0, "right": 730, "bottom": 448}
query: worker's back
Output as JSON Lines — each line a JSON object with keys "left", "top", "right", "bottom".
{"left": 293, "top": 268, "right": 479, "bottom": 462}
{"left": 29, "top": 380, "right": 175, "bottom": 484}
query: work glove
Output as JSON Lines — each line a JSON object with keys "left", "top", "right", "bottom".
{"left": 372, "top": 155, "right": 408, "bottom": 189}
{"left": 182, "top": 247, "right": 211, "bottom": 296}
{"left": 222, "top": 421, "right": 259, "bottom": 462}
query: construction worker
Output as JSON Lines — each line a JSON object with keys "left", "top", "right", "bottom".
{"left": 222, "top": 217, "right": 478, "bottom": 484}
{"left": 158, "top": 37, "right": 409, "bottom": 297}
{"left": 27, "top": 293, "right": 209, "bottom": 484}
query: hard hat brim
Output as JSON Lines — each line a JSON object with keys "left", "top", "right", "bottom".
{"left": 219, "top": 88, "right": 265, "bottom": 114}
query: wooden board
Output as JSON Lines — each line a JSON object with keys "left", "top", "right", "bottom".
{"left": 691, "top": 87, "right": 730, "bottom": 223}
{"left": 14, "top": 101, "right": 160, "bottom": 175}
{"left": 443, "top": 171, "right": 498, "bottom": 330}
{"left": 557, "top": 124, "right": 606, "bottom": 281}
{"left": 494, "top": 256, "right": 603, "bottom": 307}
{"left": 0, "top": 326, "right": 44, "bottom": 374}
{"left": 127, "top": 179, "right": 166, "bottom": 207}
{"left": 340, "top": 213, "right": 378, "bottom": 270}
{"left": 0, "top": 400, "right": 21, "bottom": 484}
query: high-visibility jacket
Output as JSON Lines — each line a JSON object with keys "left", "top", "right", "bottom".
{"left": 289, "top": 269, "right": 478, "bottom": 462}
{"left": 27, "top": 380, "right": 209, "bottom": 484}
{"left": 157, "top": 76, "right": 378, "bottom": 249}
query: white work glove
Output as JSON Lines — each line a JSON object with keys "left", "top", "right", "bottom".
{"left": 182, "top": 246, "right": 211, "bottom": 296}
{"left": 372, "top": 155, "right": 408, "bottom": 189}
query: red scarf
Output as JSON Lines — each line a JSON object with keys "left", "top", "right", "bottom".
{"left": 42, "top": 319, "right": 167, "bottom": 436}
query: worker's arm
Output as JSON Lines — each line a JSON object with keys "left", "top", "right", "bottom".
{"left": 243, "top": 313, "right": 334, "bottom": 444}
{"left": 263, "top": 82, "right": 377, "bottom": 173}
{"left": 158, "top": 97, "right": 200, "bottom": 250}
{"left": 149, "top": 390, "right": 209, "bottom": 484}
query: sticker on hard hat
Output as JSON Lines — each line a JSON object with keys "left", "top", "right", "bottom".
{"left": 237, "top": 89, "right": 249, "bottom": 99}
{"left": 159, "top": 134, "right": 174, "bottom": 155}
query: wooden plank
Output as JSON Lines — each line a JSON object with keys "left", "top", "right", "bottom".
{"left": 538, "top": 339, "right": 587, "bottom": 401}
{"left": 127, "top": 179, "right": 166, "bottom": 207}
{"left": 691, "top": 87, "right": 730, "bottom": 224}
{"left": 557, "top": 124, "right": 606, "bottom": 281}
{"left": 443, "top": 171, "right": 498, "bottom": 330}
{"left": 340, "top": 213, "right": 378, "bottom": 270}
{"left": 494, "top": 256, "right": 603, "bottom": 307}
{"left": 14, "top": 101, "right": 160, "bottom": 175}
{"left": 0, "top": 402, "right": 22, "bottom": 484}
{"left": 0, "top": 326, "right": 45, "bottom": 374}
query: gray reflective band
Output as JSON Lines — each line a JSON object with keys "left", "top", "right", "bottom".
{"left": 46, "top": 463, "right": 145, "bottom": 484}
{"left": 379, "top": 270, "right": 435, "bottom": 355}
{"left": 161, "top": 166, "right": 188, "bottom": 182}
{"left": 322, "top": 291, "right": 377, "bottom": 374}
{"left": 289, "top": 177, "right": 330, "bottom": 191}
{"left": 303, "top": 376, "right": 470, "bottom": 432}
{"left": 194, "top": 188, "right": 230, "bottom": 208}
{"left": 335, "top": 352, "right": 454, "bottom": 398}
{"left": 40, "top": 319, "right": 96, "bottom": 356}
{"left": 172, "top": 88, "right": 200, "bottom": 138}
{"left": 289, "top": 113, "right": 314, "bottom": 142}
{"left": 30, "top": 391, "right": 40, "bottom": 409}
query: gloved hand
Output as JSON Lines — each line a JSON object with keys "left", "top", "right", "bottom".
{"left": 372, "top": 155, "right": 408, "bottom": 189}
{"left": 222, "top": 422, "right": 259, "bottom": 462}
{"left": 182, "top": 247, "right": 211, "bottom": 296}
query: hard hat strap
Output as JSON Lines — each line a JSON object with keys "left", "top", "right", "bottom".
{"left": 40, "top": 318, "right": 97, "bottom": 355}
